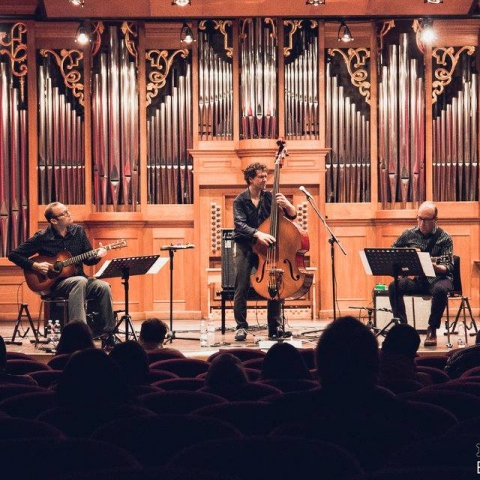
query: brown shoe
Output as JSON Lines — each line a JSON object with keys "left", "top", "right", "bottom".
{"left": 424, "top": 327, "right": 437, "bottom": 347}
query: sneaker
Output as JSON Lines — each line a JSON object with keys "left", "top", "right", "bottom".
{"left": 269, "top": 328, "right": 292, "bottom": 340}
{"left": 235, "top": 328, "right": 247, "bottom": 341}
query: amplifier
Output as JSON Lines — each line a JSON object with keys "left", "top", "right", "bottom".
{"left": 374, "top": 290, "right": 431, "bottom": 332}
{"left": 221, "top": 228, "right": 235, "bottom": 289}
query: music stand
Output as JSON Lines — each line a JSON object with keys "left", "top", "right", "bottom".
{"left": 160, "top": 243, "right": 196, "bottom": 343}
{"left": 360, "top": 248, "right": 433, "bottom": 337}
{"left": 95, "top": 255, "right": 167, "bottom": 341}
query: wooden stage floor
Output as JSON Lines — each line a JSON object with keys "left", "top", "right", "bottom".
{"left": 0, "top": 314, "right": 473, "bottom": 364}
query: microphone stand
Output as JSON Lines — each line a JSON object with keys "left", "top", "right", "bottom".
{"left": 160, "top": 243, "right": 198, "bottom": 343}
{"left": 301, "top": 192, "right": 347, "bottom": 334}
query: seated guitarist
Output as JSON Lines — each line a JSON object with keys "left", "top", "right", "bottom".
{"left": 388, "top": 201, "right": 454, "bottom": 347}
{"left": 8, "top": 202, "right": 116, "bottom": 347}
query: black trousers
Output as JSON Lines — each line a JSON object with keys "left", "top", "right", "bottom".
{"left": 388, "top": 276, "right": 453, "bottom": 329}
{"left": 233, "top": 245, "right": 282, "bottom": 336}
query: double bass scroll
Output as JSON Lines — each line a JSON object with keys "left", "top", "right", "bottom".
{"left": 251, "top": 139, "right": 314, "bottom": 300}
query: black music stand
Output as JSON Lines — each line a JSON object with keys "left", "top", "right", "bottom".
{"left": 95, "top": 255, "right": 165, "bottom": 342}
{"left": 160, "top": 243, "right": 196, "bottom": 343}
{"left": 361, "top": 248, "right": 430, "bottom": 337}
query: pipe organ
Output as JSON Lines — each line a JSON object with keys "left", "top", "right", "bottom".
{"left": 0, "top": 23, "right": 28, "bottom": 257}
{"left": 432, "top": 47, "right": 478, "bottom": 202}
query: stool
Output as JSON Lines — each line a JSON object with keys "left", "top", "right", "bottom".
{"left": 6, "top": 303, "right": 40, "bottom": 345}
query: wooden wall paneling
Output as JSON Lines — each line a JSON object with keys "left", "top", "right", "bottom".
{"left": 320, "top": 223, "right": 374, "bottom": 318}
{"left": 152, "top": 227, "right": 198, "bottom": 320}
{"left": 87, "top": 222, "right": 145, "bottom": 317}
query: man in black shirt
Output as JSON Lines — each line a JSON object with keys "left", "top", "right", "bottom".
{"left": 388, "top": 201, "right": 453, "bottom": 347}
{"left": 232, "top": 162, "right": 296, "bottom": 341}
{"left": 8, "top": 202, "right": 116, "bottom": 345}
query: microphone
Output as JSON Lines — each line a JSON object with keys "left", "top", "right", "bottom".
{"left": 299, "top": 186, "right": 313, "bottom": 199}
{"left": 160, "top": 243, "right": 195, "bottom": 251}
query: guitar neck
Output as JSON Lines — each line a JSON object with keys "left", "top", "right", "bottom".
{"left": 62, "top": 248, "right": 102, "bottom": 267}
{"left": 62, "top": 243, "right": 118, "bottom": 267}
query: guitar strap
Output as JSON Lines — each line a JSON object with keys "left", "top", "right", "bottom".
{"left": 425, "top": 227, "right": 443, "bottom": 254}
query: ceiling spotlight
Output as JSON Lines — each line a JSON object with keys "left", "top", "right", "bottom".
{"left": 172, "top": 0, "right": 191, "bottom": 5}
{"left": 306, "top": 0, "right": 325, "bottom": 5}
{"left": 424, "top": 0, "right": 443, "bottom": 3}
{"left": 420, "top": 19, "right": 437, "bottom": 43}
{"left": 180, "top": 23, "right": 195, "bottom": 45}
{"left": 75, "top": 22, "right": 90, "bottom": 45}
{"left": 338, "top": 21, "right": 354, "bottom": 43}
{"left": 69, "top": 0, "right": 85, "bottom": 6}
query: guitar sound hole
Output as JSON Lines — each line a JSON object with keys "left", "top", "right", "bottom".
{"left": 52, "top": 261, "right": 63, "bottom": 273}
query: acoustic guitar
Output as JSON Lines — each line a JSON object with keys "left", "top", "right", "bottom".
{"left": 24, "top": 239, "right": 127, "bottom": 293}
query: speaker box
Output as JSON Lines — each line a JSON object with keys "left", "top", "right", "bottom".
{"left": 221, "top": 228, "right": 235, "bottom": 289}
{"left": 374, "top": 290, "right": 431, "bottom": 332}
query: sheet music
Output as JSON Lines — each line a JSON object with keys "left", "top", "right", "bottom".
{"left": 359, "top": 250, "right": 372, "bottom": 275}
{"left": 417, "top": 252, "right": 436, "bottom": 277}
{"left": 359, "top": 249, "right": 436, "bottom": 277}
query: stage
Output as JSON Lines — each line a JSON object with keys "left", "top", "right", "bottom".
{"left": 0, "top": 315, "right": 472, "bottom": 364}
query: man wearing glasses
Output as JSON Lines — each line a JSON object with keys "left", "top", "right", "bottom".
{"left": 388, "top": 201, "right": 453, "bottom": 347}
{"left": 8, "top": 202, "right": 116, "bottom": 347}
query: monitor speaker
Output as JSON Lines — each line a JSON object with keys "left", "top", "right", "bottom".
{"left": 221, "top": 228, "right": 235, "bottom": 289}
{"left": 374, "top": 290, "right": 431, "bottom": 332}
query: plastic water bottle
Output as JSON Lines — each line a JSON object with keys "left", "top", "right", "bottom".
{"left": 207, "top": 314, "right": 215, "bottom": 346}
{"left": 53, "top": 320, "right": 61, "bottom": 344}
{"left": 46, "top": 319, "right": 54, "bottom": 343}
{"left": 200, "top": 320, "right": 208, "bottom": 347}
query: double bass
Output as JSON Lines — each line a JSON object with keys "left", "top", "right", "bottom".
{"left": 251, "top": 140, "right": 313, "bottom": 300}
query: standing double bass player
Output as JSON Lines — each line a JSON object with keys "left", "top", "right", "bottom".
{"left": 232, "top": 160, "right": 297, "bottom": 342}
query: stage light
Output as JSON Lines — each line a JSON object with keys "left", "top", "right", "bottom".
{"left": 338, "top": 21, "right": 354, "bottom": 42}
{"left": 180, "top": 23, "right": 195, "bottom": 44}
{"left": 420, "top": 19, "right": 437, "bottom": 43}
{"left": 75, "top": 22, "right": 90, "bottom": 45}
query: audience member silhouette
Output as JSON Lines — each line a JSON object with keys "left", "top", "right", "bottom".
{"left": 307, "top": 315, "right": 412, "bottom": 419}
{"left": 55, "top": 320, "right": 95, "bottom": 356}
{"left": 56, "top": 348, "right": 134, "bottom": 409}
{"left": 0, "top": 335, "right": 37, "bottom": 385}
{"left": 444, "top": 330, "right": 480, "bottom": 379}
{"left": 202, "top": 353, "right": 249, "bottom": 394}
{"left": 378, "top": 323, "right": 432, "bottom": 389}
{"left": 260, "top": 342, "right": 312, "bottom": 380}
{"left": 138, "top": 318, "right": 168, "bottom": 350}
{"left": 109, "top": 340, "right": 150, "bottom": 386}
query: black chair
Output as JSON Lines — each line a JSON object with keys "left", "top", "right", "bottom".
{"left": 444, "top": 255, "right": 478, "bottom": 340}
{"left": 91, "top": 413, "right": 242, "bottom": 467}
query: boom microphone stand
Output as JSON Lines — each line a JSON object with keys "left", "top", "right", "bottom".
{"left": 299, "top": 186, "right": 347, "bottom": 333}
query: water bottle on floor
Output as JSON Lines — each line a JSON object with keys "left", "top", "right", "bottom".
{"left": 200, "top": 320, "right": 208, "bottom": 347}
{"left": 207, "top": 314, "right": 215, "bottom": 346}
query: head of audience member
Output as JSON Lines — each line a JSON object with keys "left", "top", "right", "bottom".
{"left": 139, "top": 318, "right": 168, "bottom": 350}
{"left": 381, "top": 323, "right": 420, "bottom": 360}
{"left": 205, "top": 353, "right": 249, "bottom": 389}
{"left": 315, "top": 315, "right": 379, "bottom": 392}
{"left": 0, "top": 335, "right": 6, "bottom": 372}
{"left": 261, "top": 342, "right": 312, "bottom": 381}
{"left": 56, "top": 348, "right": 133, "bottom": 408}
{"left": 55, "top": 320, "right": 95, "bottom": 356}
{"left": 109, "top": 340, "right": 150, "bottom": 385}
